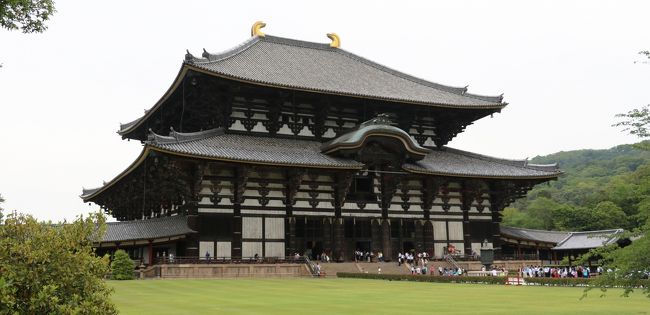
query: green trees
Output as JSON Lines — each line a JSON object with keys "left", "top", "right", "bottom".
{"left": 111, "top": 250, "right": 135, "bottom": 280}
{"left": 0, "top": 212, "right": 117, "bottom": 314}
{"left": 0, "top": 0, "right": 55, "bottom": 33}
{"left": 505, "top": 143, "right": 650, "bottom": 232}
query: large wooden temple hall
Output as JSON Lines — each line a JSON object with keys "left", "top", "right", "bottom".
{"left": 82, "top": 22, "right": 562, "bottom": 265}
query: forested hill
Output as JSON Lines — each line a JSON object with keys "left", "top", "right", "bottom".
{"left": 503, "top": 142, "right": 650, "bottom": 232}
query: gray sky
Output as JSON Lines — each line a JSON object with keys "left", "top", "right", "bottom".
{"left": 0, "top": 0, "right": 648, "bottom": 222}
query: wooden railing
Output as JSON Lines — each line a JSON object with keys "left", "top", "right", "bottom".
{"left": 154, "top": 256, "right": 307, "bottom": 265}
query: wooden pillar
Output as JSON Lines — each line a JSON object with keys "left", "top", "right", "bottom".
{"left": 285, "top": 217, "right": 296, "bottom": 256}
{"left": 423, "top": 220, "right": 434, "bottom": 256}
{"left": 381, "top": 219, "right": 392, "bottom": 261}
{"left": 461, "top": 205, "right": 472, "bottom": 256}
{"left": 333, "top": 218, "right": 344, "bottom": 261}
{"left": 414, "top": 220, "right": 424, "bottom": 253}
{"left": 147, "top": 240, "right": 153, "bottom": 266}
{"left": 323, "top": 218, "right": 332, "bottom": 255}
{"left": 370, "top": 219, "right": 381, "bottom": 254}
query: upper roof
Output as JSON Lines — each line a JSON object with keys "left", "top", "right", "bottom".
{"left": 101, "top": 215, "right": 196, "bottom": 243}
{"left": 553, "top": 229, "right": 624, "bottom": 250}
{"left": 500, "top": 226, "right": 571, "bottom": 244}
{"left": 186, "top": 35, "right": 505, "bottom": 108}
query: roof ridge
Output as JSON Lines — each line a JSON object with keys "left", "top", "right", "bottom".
{"left": 501, "top": 225, "right": 570, "bottom": 234}
{"left": 146, "top": 128, "right": 225, "bottom": 145}
{"left": 105, "top": 215, "right": 186, "bottom": 225}
{"left": 567, "top": 228, "right": 624, "bottom": 235}
{"left": 190, "top": 36, "right": 261, "bottom": 64}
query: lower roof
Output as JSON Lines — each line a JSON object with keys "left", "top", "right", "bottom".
{"left": 101, "top": 215, "right": 196, "bottom": 243}
{"left": 553, "top": 229, "right": 624, "bottom": 250}
{"left": 500, "top": 226, "right": 570, "bottom": 244}
{"left": 82, "top": 129, "right": 560, "bottom": 201}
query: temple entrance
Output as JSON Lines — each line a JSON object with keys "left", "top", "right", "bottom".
{"left": 402, "top": 241, "right": 414, "bottom": 253}
{"left": 305, "top": 240, "right": 323, "bottom": 260}
{"left": 356, "top": 240, "right": 371, "bottom": 253}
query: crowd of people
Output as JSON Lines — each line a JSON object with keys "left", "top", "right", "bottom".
{"left": 521, "top": 265, "right": 598, "bottom": 278}
{"left": 354, "top": 250, "right": 385, "bottom": 262}
{"left": 396, "top": 251, "right": 430, "bottom": 267}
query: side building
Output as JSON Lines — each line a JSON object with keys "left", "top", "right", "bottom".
{"left": 82, "top": 23, "right": 561, "bottom": 264}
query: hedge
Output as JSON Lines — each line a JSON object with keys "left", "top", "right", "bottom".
{"left": 524, "top": 277, "right": 650, "bottom": 287}
{"left": 524, "top": 277, "right": 592, "bottom": 286}
{"left": 337, "top": 273, "right": 507, "bottom": 285}
{"left": 337, "top": 273, "right": 650, "bottom": 288}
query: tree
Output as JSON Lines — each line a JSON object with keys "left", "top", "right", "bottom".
{"left": 0, "top": 0, "right": 55, "bottom": 33}
{"left": 111, "top": 249, "right": 135, "bottom": 280}
{"left": 0, "top": 212, "right": 117, "bottom": 314}
{"left": 0, "top": 193, "right": 4, "bottom": 222}
{"left": 587, "top": 54, "right": 650, "bottom": 297}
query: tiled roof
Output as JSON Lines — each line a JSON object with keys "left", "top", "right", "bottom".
{"left": 147, "top": 129, "right": 364, "bottom": 169}
{"left": 403, "top": 147, "right": 562, "bottom": 179}
{"left": 553, "top": 229, "right": 623, "bottom": 250}
{"left": 187, "top": 35, "right": 505, "bottom": 108}
{"left": 102, "top": 215, "right": 196, "bottom": 243}
{"left": 83, "top": 129, "right": 560, "bottom": 201}
{"left": 500, "top": 226, "right": 570, "bottom": 244}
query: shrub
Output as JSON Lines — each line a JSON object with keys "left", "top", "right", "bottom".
{"left": 337, "top": 273, "right": 507, "bottom": 285}
{"left": 111, "top": 250, "right": 135, "bottom": 280}
{"left": 0, "top": 212, "right": 116, "bottom": 314}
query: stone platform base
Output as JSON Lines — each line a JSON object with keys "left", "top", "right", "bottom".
{"left": 146, "top": 264, "right": 311, "bottom": 279}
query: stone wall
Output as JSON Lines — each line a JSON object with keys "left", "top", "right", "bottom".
{"left": 151, "top": 263, "right": 310, "bottom": 279}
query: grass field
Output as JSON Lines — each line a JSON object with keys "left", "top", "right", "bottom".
{"left": 110, "top": 278, "right": 649, "bottom": 314}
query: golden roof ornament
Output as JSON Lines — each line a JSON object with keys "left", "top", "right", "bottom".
{"left": 251, "top": 21, "right": 266, "bottom": 37}
{"left": 327, "top": 33, "right": 340, "bottom": 48}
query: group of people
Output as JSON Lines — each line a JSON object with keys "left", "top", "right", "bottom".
{"left": 438, "top": 266, "right": 465, "bottom": 276}
{"left": 521, "top": 265, "right": 595, "bottom": 278}
{"left": 354, "top": 250, "right": 385, "bottom": 262}
{"left": 396, "top": 251, "right": 430, "bottom": 267}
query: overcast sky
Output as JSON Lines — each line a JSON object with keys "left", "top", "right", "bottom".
{"left": 0, "top": 0, "right": 648, "bottom": 222}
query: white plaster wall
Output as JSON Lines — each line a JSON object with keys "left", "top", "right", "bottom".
{"left": 265, "top": 242, "right": 285, "bottom": 258}
{"left": 243, "top": 217, "right": 262, "bottom": 239}
{"left": 265, "top": 218, "right": 285, "bottom": 239}
{"left": 216, "top": 242, "right": 231, "bottom": 259}
{"left": 242, "top": 242, "right": 263, "bottom": 258}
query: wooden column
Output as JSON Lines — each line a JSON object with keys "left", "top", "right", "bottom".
{"left": 285, "top": 217, "right": 296, "bottom": 256}
{"left": 231, "top": 166, "right": 248, "bottom": 259}
{"left": 147, "top": 240, "right": 153, "bottom": 266}
{"left": 414, "top": 220, "right": 424, "bottom": 253}
{"left": 333, "top": 218, "right": 345, "bottom": 261}
{"left": 323, "top": 218, "right": 332, "bottom": 255}
{"left": 423, "top": 220, "right": 434, "bottom": 256}
{"left": 371, "top": 219, "right": 381, "bottom": 254}
{"left": 381, "top": 219, "right": 392, "bottom": 261}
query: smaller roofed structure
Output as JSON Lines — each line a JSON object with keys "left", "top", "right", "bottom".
{"left": 553, "top": 229, "right": 624, "bottom": 251}
{"left": 98, "top": 215, "right": 196, "bottom": 247}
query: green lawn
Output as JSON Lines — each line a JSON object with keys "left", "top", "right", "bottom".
{"left": 110, "top": 278, "right": 649, "bottom": 314}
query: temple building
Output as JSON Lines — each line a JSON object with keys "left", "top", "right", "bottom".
{"left": 82, "top": 22, "right": 561, "bottom": 265}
